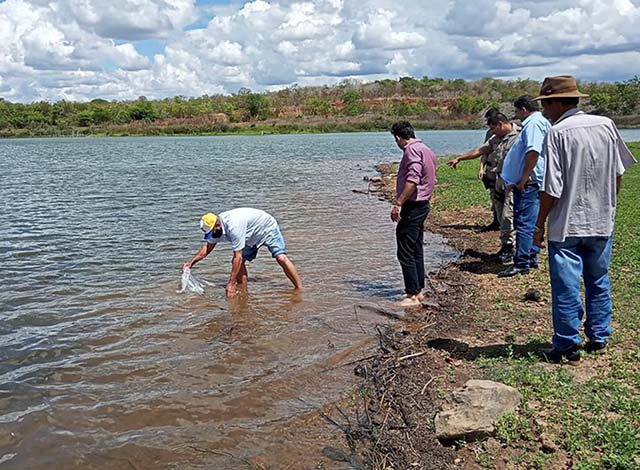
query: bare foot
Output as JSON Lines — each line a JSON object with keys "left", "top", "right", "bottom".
{"left": 397, "top": 296, "right": 421, "bottom": 308}
{"left": 402, "top": 293, "right": 425, "bottom": 302}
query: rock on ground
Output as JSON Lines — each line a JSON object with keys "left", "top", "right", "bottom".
{"left": 434, "top": 379, "right": 522, "bottom": 442}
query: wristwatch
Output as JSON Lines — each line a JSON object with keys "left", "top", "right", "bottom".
{"left": 534, "top": 225, "right": 544, "bottom": 233}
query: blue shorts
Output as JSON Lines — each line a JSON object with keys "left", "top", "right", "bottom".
{"left": 242, "top": 226, "right": 287, "bottom": 262}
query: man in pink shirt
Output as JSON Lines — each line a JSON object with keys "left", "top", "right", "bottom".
{"left": 390, "top": 121, "right": 437, "bottom": 307}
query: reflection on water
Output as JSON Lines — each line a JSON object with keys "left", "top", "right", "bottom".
{"left": 3, "top": 130, "right": 636, "bottom": 468}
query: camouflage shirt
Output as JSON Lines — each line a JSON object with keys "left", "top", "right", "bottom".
{"left": 481, "top": 123, "right": 521, "bottom": 182}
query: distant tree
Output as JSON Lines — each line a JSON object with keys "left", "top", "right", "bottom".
{"left": 454, "top": 95, "right": 487, "bottom": 115}
{"left": 238, "top": 93, "right": 272, "bottom": 120}
{"left": 341, "top": 90, "right": 361, "bottom": 105}
{"left": 615, "top": 77, "right": 640, "bottom": 114}
{"left": 306, "top": 96, "right": 332, "bottom": 117}
{"left": 77, "top": 110, "right": 94, "bottom": 127}
{"left": 91, "top": 107, "right": 111, "bottom": 124}
{"left": 589, "top": 92, "right": 612, "bottom": 114}
{"left": 399, "top": 76, "right": 421, "bottom": 94}
{"left": 341, "top": 91, "right": 364, "bottom": 116}
{"left": 129, "top": 100, "right": 157, "bottom": 121}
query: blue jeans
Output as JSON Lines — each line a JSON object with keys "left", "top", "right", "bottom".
{"left": 548, "top": 236, "right": 613, "bottom": 350}
{"left": 513, "top": 185, "right": 540, "bottom": 269}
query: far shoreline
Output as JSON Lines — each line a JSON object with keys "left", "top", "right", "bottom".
{"left": 2, "top": 112, "right": 640, "bottom": 140}
{"left": 2, "top": 124, "right": 640, "bottom": 140}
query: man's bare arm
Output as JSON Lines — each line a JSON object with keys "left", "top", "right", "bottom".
{"left": 517, "top": 150, "right": 539, "bottom": 190}
{"left": 226, "top": 251, "right": 244, "bottom": 296}
{"left": 391, "top": 181, "right": 418, "bottom": 222}
{"left": 533, "top": 192, "right": 557, "bottom": 248}
{"left": 616, "top": 175, "right": 622, "bottom": 194}
{"left": 448, "top": 147, "right": 487, "bottom": 169}
{"left": 184, "top": 243, "right": 215, "bottom": 270}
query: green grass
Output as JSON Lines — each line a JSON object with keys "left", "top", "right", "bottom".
{"left": 435, "top": 143, "right": 640, "bottom": 469}
{"left": 434, "top": 159, "right": 491, "bottom": 212}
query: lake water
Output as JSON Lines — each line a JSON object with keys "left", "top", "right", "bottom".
{"left": 1, "top": 129, "right": 639, "bottom": 469}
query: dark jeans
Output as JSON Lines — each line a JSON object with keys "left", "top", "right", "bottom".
{"left": 396, "top": 200, "right": 430, "bottom": 295}
{"left": 513, "top": 184, "right": 540, "bottom": 269}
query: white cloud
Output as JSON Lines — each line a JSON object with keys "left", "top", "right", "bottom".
{"left": 58, "top": 0, "right": 199, "bottom": 40}
{"left": 354, "top": 9, "right": 427, "bottom": 50}
{"left": 1, "top": 0, "right": 640, "bottom": 102}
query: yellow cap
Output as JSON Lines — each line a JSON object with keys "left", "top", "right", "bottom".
{"left": 200, "top": 213, "right": 218, "bottom": 233}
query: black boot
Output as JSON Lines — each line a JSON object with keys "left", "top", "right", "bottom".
{"left": 490, "top": 244, "right": 514, "bottom": 264}
{"left": 539, "top": 345, "right": 581, "bottom": 364}
{"left": 480, "top": 219, "right": 500, "bottom": 232}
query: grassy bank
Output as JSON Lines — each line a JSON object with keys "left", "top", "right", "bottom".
{"left": 2, "top": 116, "right": 639, "bottom": 139}
{"left": 433, "top": 143, "right": 640, "bottom": 469}
{"left": 0, "top": 116, "right": 483, "bottom": 139}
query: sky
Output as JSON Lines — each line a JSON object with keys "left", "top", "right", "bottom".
{"left": 1, "top": 0, "right": 639, "bottom": 102}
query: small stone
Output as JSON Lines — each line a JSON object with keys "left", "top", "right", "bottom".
{"left": 354, "top": 365, "right": 367, "bottom": 378}
{"left": 454, "top": 458, "right": 462, "bottom": 464}
{"left": 421, "top": 297, "right": 441, "bottom": 309}
{"left": 524, "top": 288, "right": 542, "bottom": 302}
{"left": 540, "top": 433, "right": 558, "bottom": 453}
{"left": 484, "top": 438, "right": 502, "bottom": 453}
{"left": 322, "top": 447, "right": 349, "bottom": 462}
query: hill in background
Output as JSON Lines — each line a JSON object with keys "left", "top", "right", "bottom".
{"left": 1, "top": 76, "right": 639, "bottom": 137}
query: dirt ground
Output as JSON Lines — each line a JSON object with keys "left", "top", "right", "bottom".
{"left": 320, "top": 165, "right": 569, "bottom": 470}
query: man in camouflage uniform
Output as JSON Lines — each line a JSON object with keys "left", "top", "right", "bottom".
{"left": 448, "top": 113, "right": 520, "bottom": 262}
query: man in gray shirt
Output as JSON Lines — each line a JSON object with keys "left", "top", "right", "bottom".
{"left": 533, "top": 75, "right": 636, "bottom": 363}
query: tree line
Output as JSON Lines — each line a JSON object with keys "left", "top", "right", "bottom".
{"left": 1, "top": 76, "right": 638, "bottom": 137}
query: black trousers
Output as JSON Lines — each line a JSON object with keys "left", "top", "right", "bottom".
{"left": 396, "top": 200, "right": 430, "bottom": 295}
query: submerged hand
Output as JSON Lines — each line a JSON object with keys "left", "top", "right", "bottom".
{"left": 226, "top": 282, "right": 238, "bottom": 297}
{"left": 182, "top": 262, "right": 191, "bottom": 272}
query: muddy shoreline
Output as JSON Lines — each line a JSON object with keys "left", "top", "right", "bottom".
{"left": 322, "top": 162, "right": 559, "bottom": 469}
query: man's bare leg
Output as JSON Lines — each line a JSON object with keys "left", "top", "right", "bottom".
{"left": 275, "top": 254, "right": 303, "bottom": 290}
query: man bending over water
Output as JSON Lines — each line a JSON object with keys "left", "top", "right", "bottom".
{"left": 183, "top": 208, "right": 303, "bottom": 296}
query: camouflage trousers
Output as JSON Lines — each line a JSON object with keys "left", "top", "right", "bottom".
{"left": 490, "top": 185, "right": 515, "bottom": 246}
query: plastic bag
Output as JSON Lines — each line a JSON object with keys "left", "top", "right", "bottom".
{"left": 178, "top": 268, "right": 205, "bottom": 295}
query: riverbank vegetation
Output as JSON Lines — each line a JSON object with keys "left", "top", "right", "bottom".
{"left": 337, "top": 143, "right": 639, "bottom": 469}
{"left": 1, "top": 76, "right": 639, "bottom": 138}
{"left": 437, "top": 143, "right": 640, "bottom": 469}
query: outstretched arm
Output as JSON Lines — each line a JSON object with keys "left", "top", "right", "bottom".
{"left": 448, "top": 147, "right": 486, "bottom": 169}
{"left": 183, "top": 243, "right": 216, "bottom": 271}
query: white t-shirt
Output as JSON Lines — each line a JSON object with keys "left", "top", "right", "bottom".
{"left": 542, "top": 109, "right": 636, "bottom": 242}
{"left": 207, "top": 208, "right": 278, "bottom": 251}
